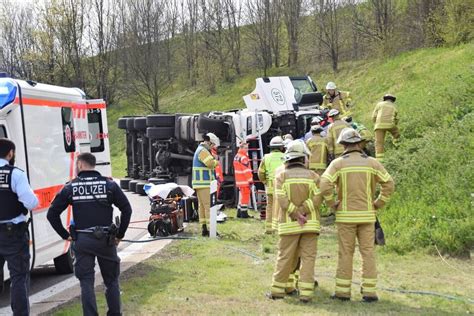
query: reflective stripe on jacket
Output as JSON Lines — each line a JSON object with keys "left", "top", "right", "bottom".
{"left": 319, "top": 150, "right": 395, "bottom": 224}
{"left": 275, "top": 162, "right": 321, "bottom": 235}
{"left": 372, "top": 100, "right": 398, "bottom": 130}
{"left": 306, "top": 134, "right": 328, "bottom": 170}
{"left": 258, "top": 150, "right": 285, "bottom": 194}
{"left": 233, "top": 149, "right": 253, "bottom": 188}
{"left": 327, "top": 120, "right": 350, "bottom": 156}
{"left": 192, "top": 144, "right": 217, "bottom": 188}
{"left": 322, "top": 91, "right": 352, "bottom": 116}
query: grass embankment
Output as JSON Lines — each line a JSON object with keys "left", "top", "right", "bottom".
{"left": 55, "top": 211, "right": 474, "bottom": 315}
{"left": 110, "top": 43, "right": 474, "bottom": 255}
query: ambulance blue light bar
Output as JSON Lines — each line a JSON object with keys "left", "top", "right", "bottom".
{"left": 0, "top": 78, "right": 17, "bottom": 109}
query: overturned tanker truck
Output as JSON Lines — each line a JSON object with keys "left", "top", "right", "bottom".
{"left": 118, "top": 76, "right": 327, "bottom": 209}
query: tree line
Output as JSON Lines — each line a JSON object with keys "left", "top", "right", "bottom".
{"left": 0, "top": 0, "right": 471, "bottom": 112}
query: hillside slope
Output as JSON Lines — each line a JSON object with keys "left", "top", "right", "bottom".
{"left": 110, "top": 43, "right": 474, "bottom": 255}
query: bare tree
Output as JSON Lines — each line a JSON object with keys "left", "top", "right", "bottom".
{"left": 0, "top": 0, "right": 37, "bottom": 79}
{"left": 181, "top": 0, "right": 200, "bottom": 86}
{"left": 121, "top": 0, "right": 169, "bottom": 112}
{"left": 86, "top": 0, "right": 121, "bottom": 103}
{"left": 282, "top": 0, "right": 303, "bottom": 67}
{"left": 224, "top": 0, "right": 242, "bottom": 75}
{"left": 313, "top": 0, "right": 341, "bottom": 72}
{"left": 350, "top": 0, "right": 397, "bottom": 54}
{"left": 246, "top": 0, "right": 281, "bottom": 76}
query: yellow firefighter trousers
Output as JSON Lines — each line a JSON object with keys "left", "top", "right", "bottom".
{"left": 375, "top": 127, "right": 400, "bottom": 161}
{"left": 196, "top": 187, "right": 210, "bottom": 226}
{"left": 265, "top": 193, "right": 274, "bottom": 233}
{"left": 271, "top": 233, "right": 318, "bottom": 300}
{"left": 335, "top": 223, "right": 377, "bottom": 298}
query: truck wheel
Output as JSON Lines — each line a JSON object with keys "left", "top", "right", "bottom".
{"left": 148, "top": 178, "right": 168, "bottom": 184}
{"left": 54, "top": 247, "right": 74, "bottom": 274}
{"left": 134, "top": 117, "right": 147, "bottom": 131}
{"left": 126, "top": 118, "right": 137, "bottom": 131}
{"left": 146, "top": 127, "right": 174, "bottom": 139}
{"left": 118, "top": 118, "right": 128, "bottom": 129}
{"left": 136, "top": 182, "right": 147, "bottom": 195}
{"left": 120, "top": 178, "right": 132, "bottom": 190}
{"left": 197, "top": 114, "right": 228, "bottom": 138}
{"left": 129, "top": 180, "right": 139, "bottom": 192}
{"left": 146, "top": 114, "right": 175, "bottom": 127}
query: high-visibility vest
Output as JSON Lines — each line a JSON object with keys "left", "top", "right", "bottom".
{"left": 258, "top": 151, "right": 284, "bottom": 194}
{"left": 192, "top": 145, "right": 215, "bottom": 188}
{"left": 233, "top": 149, "right": 253, "bottom": 188}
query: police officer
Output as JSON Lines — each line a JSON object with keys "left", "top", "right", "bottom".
{"left": 47, "top": 153, "right": 132, "bottom": 316}
{"left": 320, "top": 128, "right": 394, "bottom": 302}
{"left": 0, "top": 138, "right": 38, "bottom": 315}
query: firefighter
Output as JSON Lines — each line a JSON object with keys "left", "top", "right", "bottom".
{"left": 258, "top": 136, "right": 285, "bottom": 233}
{"left": 192, "top": 133, "right": 220, "bottom": 236}
{"left": 304, "top": 115, "right": 323, "bottom": 141}
{"left": 0, "top": 139, "right": 39, "bottom": 315}
{"left": 320, "top": 128, "right": 394, "bottom": 302}
{"left": 268, "top": 140, "right": 322, "bottom": 303}
{"left": 322, "top": 82, "right": 353, "bottom": 116}
{"left": 233, "top": 140, "right": 253, "bottom": 218}
{"left": 345, "top": 117, "right": 375, "bottom": 157}
{"left": 327, "top": 109, "right": 350, "bottom": 160}
{"left": 306, "top": 125, "right": 329, "bottom": 175}
{"left": 372, "top": 94, "right": 400, "bottom": 162}
{"left": 47, "top": 152, "right": 132, "bottom": 315}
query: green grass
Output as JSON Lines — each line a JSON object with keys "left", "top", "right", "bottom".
{"left": 54, "top": 212, "right": 474, "bottom": 315}
{"left": 109, "top": 43, "right": 474, "bottom": 255}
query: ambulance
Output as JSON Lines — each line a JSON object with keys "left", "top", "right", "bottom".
{"left": 0, "top": 74, "right": 111, "bottom": 285}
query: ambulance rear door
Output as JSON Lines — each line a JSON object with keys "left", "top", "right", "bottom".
{"left": 87, "top": 100, "right": 111, "bottom": 177}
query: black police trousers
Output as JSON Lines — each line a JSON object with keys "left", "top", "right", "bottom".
{"left": 0, "top": 228, "right": 30, "bottom": 316}
{"left": 73, "top": 233, "right": 121, "bottom": 316}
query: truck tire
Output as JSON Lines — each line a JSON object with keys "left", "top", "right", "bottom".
{"left": 134, "top": 117, "right": 147, "bottom": 131}
{"left": 136, "top": 182, "right": 147, "bottom": 195}
{"left": 120, "top": 178, "right": 132, "bottom": 190}
{"left": 146, "top": 127, "right": 174, "bottom": 139}
{"left": 146, "top": 114, "right": 175, "bottom": 127}
{"left": 129, "top": 180, "right": 139, "bottom": 192}
{"left": 148, "top": 178, "right": 168, "bottom": 185}
{"left": 118, "top": 118, "right": 128, "bottom": 129}
{"left": 126, "top": 118, "right": 137, "bottom": 131}
{"left": 197, "top": 114, "right": 228, "bottom": 138}
{"left": 54, "top": 247, "right": 74, "bottom": 274}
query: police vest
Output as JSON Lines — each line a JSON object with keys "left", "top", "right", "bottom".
{"left": 0, "top": 165, "right": 28, "bottom": 220}
{"left": 69, "top": 173, "right": 114, "bottom": 229}
{"left": 192, "top": 145, "right": 215, "bottom": 188}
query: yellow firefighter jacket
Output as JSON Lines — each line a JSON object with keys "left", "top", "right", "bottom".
{"left": 372, "top": 100, "right": 399, "bottom": 130}
{"left": 322, "top": 91, "right": 352, "bottom": 116}
{"left": 272, "top": 164, "right": 285, "bottom": 231}
{"left": 306, "top": 134, "right": 328, "bottom": 170}
{"left": 320, "top": 149, "right": 394, "bottom": 224}
{"left": 327, "top": 119, "right": 350, "bottom": 156}
{"left": 258, "top": 150, "right": 285, "bottom": 195}
{"left": 275, "top": 162, "right": 321, "bottom": 235}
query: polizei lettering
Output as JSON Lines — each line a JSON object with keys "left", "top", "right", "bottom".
{"left": 71, "top": 180, "right": 108, "bottom": 201}
{"left": 0, "top": 169, "right": 11, "bottom": 189}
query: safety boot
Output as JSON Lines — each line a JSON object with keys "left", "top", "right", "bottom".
{"left": 362, "top": 296, "right": 379, "bottom": 303}
{"left": 330, "top": 294, "right": 350, "bottom": 302}
{"left": 201, "top": 224, "right": 209, "bottom": 237}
